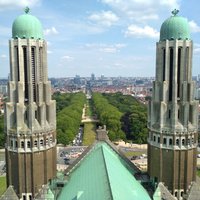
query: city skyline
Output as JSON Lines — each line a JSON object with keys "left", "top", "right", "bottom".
{"left": 0, "top": 0, "right": 200, "bottom": 78}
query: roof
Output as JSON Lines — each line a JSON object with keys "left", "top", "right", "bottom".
{"left": 160, "top": 9, "right": 190, "bottom": 41}
{"left": 0, "top": 186, "right": 19, "bottom": 200}
{"left": 12, "top": 7, "right": 43, "bottom": 39}
{"left": 35, "top": 185, "right": 54, "bottom": 200}
{"left": 186, "top": 177, "right": 200, "bottom": 200}
{"left": 153, "top": 183, "right": 176, "bottom": 200}
{"left": 57, "top": 141, "right": 151, "bottom": 200}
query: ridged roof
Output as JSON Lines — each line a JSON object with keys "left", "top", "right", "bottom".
{"left": 57, "top": 142, "right": 151, "bottom": 200}
{"left": 12, "top": 7, "right": 43, "bottom": 39}
{"left": 160, "top": 9, "right": 190, "bottom": 41}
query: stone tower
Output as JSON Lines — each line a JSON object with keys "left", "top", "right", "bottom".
{"left": 5, "top": 8, "right": 57, "bottom": 200}
{"left": 147, "top": 10, "right": 199, "bottom": 199}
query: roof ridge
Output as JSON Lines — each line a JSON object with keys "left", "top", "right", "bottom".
{"left": 101, "top": 145, "right": 114, "bottom": 200}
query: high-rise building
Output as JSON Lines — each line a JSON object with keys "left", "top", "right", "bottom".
{"left": 147, "top": 9, "right": 199, "bottom": 199}
{"left": 5, "top": 8, "right": 57, "bottom": 199}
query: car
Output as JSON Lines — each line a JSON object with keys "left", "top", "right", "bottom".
{"left": 130, "top": 156, "right": 138, "bottom": 160}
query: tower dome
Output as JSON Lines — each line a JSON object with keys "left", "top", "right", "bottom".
{"left": 160, "top": 9, "right": 190, "bottom": 41}
{"left": 12, "top": 7, "right": 44, "bottom": 39}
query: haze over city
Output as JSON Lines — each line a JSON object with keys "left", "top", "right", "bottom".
{"left": 0, "top": 0, "right": 200, "bottom": 78}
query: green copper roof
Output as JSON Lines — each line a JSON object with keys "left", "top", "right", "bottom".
{"left": 57, "top": 142, "right": 151, "bottom": 200}
{"left": 160, "top": 9, "right": 190, "bottom": 41}
{"left": 12, "top": 7, "right": 43, "bottom": 39}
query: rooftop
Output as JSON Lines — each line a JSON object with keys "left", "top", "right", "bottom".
{"left": 57, "top": 141, "right": 151, "bottom": 200}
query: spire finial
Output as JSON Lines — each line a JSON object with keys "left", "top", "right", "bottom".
{"left": 172, "top": 9, "right": 179, "bottom": 16}
{"left": 24, "top": 7, "right": 30, "bottom": 14}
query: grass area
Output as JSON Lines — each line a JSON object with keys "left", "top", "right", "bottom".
{"left": 85, "top": 100, "right": 93, "bottom": 117}
{"left": 197, "top": 168, "right": 200, "bottom": 177}
{"left": 122, "top": 150, "right": 147, "bottom": 158}
{"left": 0, "top": 176, "right": 6, "bottom": 196}
{"left": 82, "top": 122, "right": 96, "bottom": 146}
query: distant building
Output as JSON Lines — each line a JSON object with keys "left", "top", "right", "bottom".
{"left": 148, "top": 9, "right": 199, "bottom": 199}
{"left": 4, "top": 7, "right": 56, "bottom": 199}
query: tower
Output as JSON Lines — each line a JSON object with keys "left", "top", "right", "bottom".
{"left": 5, "top": 8, "right": 57, "bottom": 199}
{"left": 147, "top": 10, "right": 198, "bottom": 199}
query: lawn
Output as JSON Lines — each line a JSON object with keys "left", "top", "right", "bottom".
{"left": 82, "top": 122, "right": 96, "bottom": 146}
{"left": 122, "top": 150, "right": 147, "bottom": 158}
{"left": 197, "top": 168, "right": 200, "bottom": 177}
{"left": 85, "top": 100, "right": 93, "bottom": 117}
{"left": 0, "top": 176, "right": 6, "bottom": 196}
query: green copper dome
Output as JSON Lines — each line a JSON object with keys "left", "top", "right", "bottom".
{"left": 160, "top": 9, "right": 190, "bottom": 41}
{"left": 12, "top": 7, "right": 43, "bottom": 39}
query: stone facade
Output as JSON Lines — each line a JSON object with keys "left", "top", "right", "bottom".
{"left": 148, "top": 39, "right": 198, "bottom": 199}
{"left": 5, "top": 38, "right": 57, "bottom": 199}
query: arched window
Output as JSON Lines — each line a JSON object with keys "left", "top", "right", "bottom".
{"left": 27, "top": 141, "right": 31, "bottom": 148}
{"left": 182, "top": 139, "right": 185, "bottom": 145}
{"left": 153, "top": 136, "right": 156, "bottom": 142}
{"left": 163, "top": 138, "right": 167, "bottom": 145}
{"left": 34, "top": 140, "right": 37, "bottom": 147}
{"left": 21, "top": 141, "right": 24, "bottom": 148}
{"left": 40, "top": 139, "right": 44, "bottom": 145}
{"left": 176, "top": 139, "right": 179, "bottom": 146}
{"left": 169, "top": 138, "right": 173, "bottom": 145}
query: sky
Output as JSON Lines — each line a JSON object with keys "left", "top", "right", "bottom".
{"left": 0, "top": 0, "right": 200, "bottom": 78}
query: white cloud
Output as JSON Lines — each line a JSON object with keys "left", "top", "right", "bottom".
{"left": 125, "top": 24, "right": 159, "bottom": 38}
{"left": 88, "top": 10, "right": 119, "bottom": 27}
{"left": 0, "top": 54, "right": 7, "bottom": 59}
{"left": 61, "top": 55, "right": 74, "bottom": 61}
{"left": 44, "top": 27, "right": 58, "bottom": 36}
{"left": 189, "top": 20, "right": 200, "bottom": 33}
{"left": 0, "top": 0, "right": 41, "bottom": 10}
{"left": 194, "top": 44, "right": 200, "bottom": 54}
{"left": 101, "top": 0, "right": 180, "bottom": 22}
{"left": 85, "top": 43, "right": 126, "bottom": 53}
{"left": 47, "top": 51, "right": 53, "bottom": 54}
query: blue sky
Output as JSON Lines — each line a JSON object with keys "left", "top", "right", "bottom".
{"left": 0, "top": 0, "right": 200, "bottom": 78}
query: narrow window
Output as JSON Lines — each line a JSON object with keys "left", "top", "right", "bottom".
{"left": 39, "top": 47, "right": 43, "bottom": 82}
{"left": 40, "top": 139, "right": 44, "bottom": 145}
{"left": 182, "top": 139, "right": 185, "bottom": 145}
{"left": 23, "top": 47, "right": 28, "bottom": 102}
{"left": 181, "top": 191, "right": 184, "bottom": 197}
{"left": 163, "top": 48, "right": 166, "bottom": 81}
{"left": 169, "top": 138, "right": 173, "bottom": 145}
{"left": 169, "top": 48, "right": 173, "bottom": 101}
{"left": 21, "top": 141, "right": 24, "bottom": 148}
{"left": 185, "top": 47, "right": 189, "bottom": 81}
{"left": 175, "top": 191, "right": 178, "bottom": 197}
{"left": 158, "top": 137, "right": 160, "bottom": 143}
{"left": 178, "top": 109, "right": 180, "bottom": 119}
{"left": 163, "top": 138, "right": 167, "bottom": 145}
{"left": 153, "top": 136, "right": 156, "bottom": 142}
{"left": 15, "top": 141, "right": 18, "bottom": 148}
{"left": 169, "top": 110, "right": 171, "bottom": 119}
{"left": 31, "top": 47, "right": 36, "bottom": 102}
{"left": 27, "top": 141, "right": 31, "bottom": 148}
{"left": 176, "top": 139, "right": 179, "bottom": 145}
{"left": 10, "top": 140, "right": 13, "bottom": 147}
{"left": 34, "top": 140, "right": 37, "bottom": 147}
{"left": 177, "top": 48, "right": 181, "bottom": 98}
{"left": 15, "top": 47, "right": 20, "bottom": 81}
